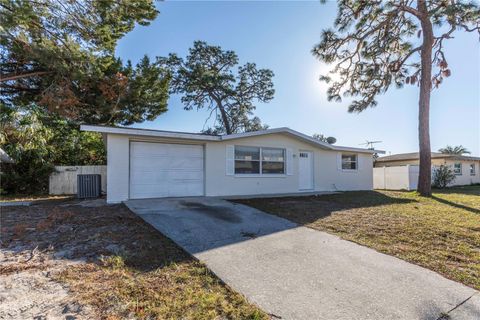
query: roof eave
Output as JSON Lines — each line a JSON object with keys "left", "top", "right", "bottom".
{"left": 221, "top": 127, "right": 380, "bottom": 154}
{"left": 222, "top": 128, "right": 332, "bottom": 149}
{"left": 80, "top": 125, "right": 220, "bottom": 141}
{"left": 334, "top": 146, "right": 385, "bottom": 154}
{"left": 377, "top": 154, "right": 480, "bottom": 162}
{"left": 81, "top": 125, "right": 381, "bottom": 154}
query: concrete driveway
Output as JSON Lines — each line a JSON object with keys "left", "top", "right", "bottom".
{"left": 126, "top": 197, "right": 480, "bottom": 320}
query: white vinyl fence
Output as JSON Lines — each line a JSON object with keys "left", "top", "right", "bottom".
{"left": 49, "top": 165, "right": 106, "bottom": 195}
{"left": 373, "top": 165, "right": 419, "bottom": 191}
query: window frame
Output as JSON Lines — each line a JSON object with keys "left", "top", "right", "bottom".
{"left": 470, "top": 163, "right": 476, "bottom": 176}
{"left": 234, "top": 145, "right": 286, "bottom": 176}
{"left": 341, "top": 153, "right": 358, "bottom": 171}
{"left": 453, "top": 162, "right": 462, "bottom": 175}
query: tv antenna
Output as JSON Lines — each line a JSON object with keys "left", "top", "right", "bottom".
{"left": 359, "top": 140, "right": 382, "bottom": 150}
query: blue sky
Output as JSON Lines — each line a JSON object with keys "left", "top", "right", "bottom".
{"left": 116, "top": 1, "right": 480, "bottom": 155}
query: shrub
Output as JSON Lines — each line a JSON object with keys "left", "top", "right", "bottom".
{"left": 1, "top": 149, "right": 54, "bottom": 195}
{"left": 1, "top": 108, "right": 105, "bottom": 195}
{"left": 432, "top": 165, "right": 456, "bottom": 188}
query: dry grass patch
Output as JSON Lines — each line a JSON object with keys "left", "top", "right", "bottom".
{"left": 59, "top": 259, "right": 265, "bottom": 320}
{"left": 1, "top": 201, "right": 267, "bottom": 320}
{"left": 235, "top": 186, "right": 480, "bottom": 290}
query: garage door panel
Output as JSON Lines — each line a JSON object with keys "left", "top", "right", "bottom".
{"left": 168, "top": 170, "right": 203, "bottom": 180}
{"left": 169, "top": 144, "right": 204, "bottom": 157}
{"left": 131, "top": 187, "right": 169, "bottom": 199}
{"left": 129, "top": 142, "right": 204, "bottom": 199}
{"left": 170, "top": 158, "right": 203, "bottom": 169}
{"left": 131, "top": 143, "right": 169, "bottom": 156}
{"left": 132, "top": 182, "right": 169, "bottom": 192}
{"left": 130, "top": 169, "right": 203, "bottom": 184}
{"left": 168, "top": 181, "right": 203, "bottom": 197}
{"left": 132, "top": 158, "right": 171, "bottom": 170}
{"left": 130, "top": 170, "right": 169, "bottom": 185}
{"left": 131, "top": 154, "right": 170, "bottom": 160}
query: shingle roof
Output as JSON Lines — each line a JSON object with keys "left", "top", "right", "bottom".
{"left": 376, "top": 152, "right": 480, "bottom": 162}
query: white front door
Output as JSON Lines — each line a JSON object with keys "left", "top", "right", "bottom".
{"left": 129, "top": 142, "right": 204, "bottom": 199}
{"left": 298, "top": 151, "right": 314, "bottom": 190}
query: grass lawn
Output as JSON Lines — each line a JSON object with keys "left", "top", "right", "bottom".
{"left": 235, "top": 185, "right": 480, "bottom": 291}
{"left": 1, "top": 200, "right": 267, "bottom": 319}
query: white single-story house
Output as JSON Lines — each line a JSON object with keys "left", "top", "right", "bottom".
{"left": 81, "top": 125, "right": 383, "bottom": 203}
{"left": 374, "top": 152, "right": 480, "bottom": 189}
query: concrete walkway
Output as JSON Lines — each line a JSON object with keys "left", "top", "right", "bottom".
{"left": 126, "top": 197, "right": 480, "bottom": 320}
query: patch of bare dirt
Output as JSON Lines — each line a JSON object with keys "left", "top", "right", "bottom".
{"left": 0, "top": 198, "right": 268, "bottom": 320}
{"left": 0, "top": 199, "right": 128, "bottom": 320}
{"left": 0, "top": 250, "right": 92, "bottom": 319}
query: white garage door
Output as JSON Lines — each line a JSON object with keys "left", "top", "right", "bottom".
{"left": 129, "top": 142, "right": 204, "bottom": 199}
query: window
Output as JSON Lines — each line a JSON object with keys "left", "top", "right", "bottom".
{"left": 262, "top": 148, "right": 285, "bottom": 174}
{"left": 453, "top": 163, "right": 462, "bottom": 175}
{"left": 234, "top": 146, "right": 260, "bottom": 174}
{"left": 234, "top": 146, "right": 285, "bottom": 175}
{"left": 342, "top": 154, "right": 358, "bottom": 170}
{"left": 470, "top": 163, "right": 476, "bottom": 176}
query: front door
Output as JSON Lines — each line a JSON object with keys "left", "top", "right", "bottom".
{"left": 299, "top": 151, "right": 313, "bottom": 190}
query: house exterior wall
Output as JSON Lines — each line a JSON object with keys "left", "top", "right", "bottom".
{"left": 441, "top": 159, "right": 480, "bottom": 186}
{"left": 374, "top": 158, "right": 480, "bottom": 190}
{"left": 104, "top": 133, "right": 374, "bottom": 203}
{"left": 106, "top": 134, "right": 130, "bottom": 203}
{"left": 204, "top": 133, "right": 372, "bottom": 196}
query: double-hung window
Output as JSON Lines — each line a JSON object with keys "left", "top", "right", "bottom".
{"left": 234, "top": 146, "right": 260, "bottom": 174}
{"left": 261, "top": 148, "right": 285, "bottom": 174}
{"left": 470, "top": 163, "right": 476, "bottom": 176}
{"left": 453, "top": 163, "right": 462, "bottom": 175}
{"left": 341, "top": 154, "right": 358, "bottom": 170}
{"left": 234, "top": 146, "right": 285, "bottom": 175}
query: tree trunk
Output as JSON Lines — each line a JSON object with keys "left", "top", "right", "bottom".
{"left": 213, "top": 97, "right": 232, "bottom": 135}
{"left": 218, "top": 106, "right": 232, "bottom": 134}
{"left": 417, "top": 0, "right": 433, "bottom": 196}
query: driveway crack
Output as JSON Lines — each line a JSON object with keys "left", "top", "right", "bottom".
{"left": 436, "top": 292, "right": 479, "bottom": 320}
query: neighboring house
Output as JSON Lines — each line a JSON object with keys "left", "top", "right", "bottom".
{"left": 82, "top": 125, "right": 382, "bottom": 203}
{"left": 0, "top": 148, "right": 14, "bottom": 164}
{"left": 374, "top": 152, "right": 480, "bottom": 187}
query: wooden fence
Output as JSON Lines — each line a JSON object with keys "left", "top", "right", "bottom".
{"left": 49, "top": 165, "right": 107, "bottom": 195}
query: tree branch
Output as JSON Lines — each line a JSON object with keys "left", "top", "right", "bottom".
{"left": 391, "top": 3, "right": 422, "bottom": 19}
{"left": 398, "top": 46, "right": 422, "bottom": 69}
{"left": 1, "top": 71, "right": 51, "bottom": 82}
